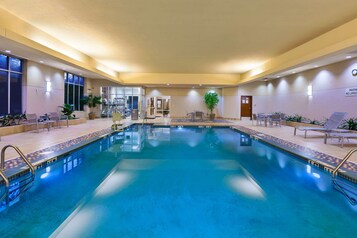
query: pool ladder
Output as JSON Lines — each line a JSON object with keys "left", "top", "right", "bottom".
{"left": 0, "top": 145, "right": 36, "bottom": 206}
{"left": 331, "top": 149, "right": 357, "bottom": 205}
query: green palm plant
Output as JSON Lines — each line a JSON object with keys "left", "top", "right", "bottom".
{"left": 59, "top": 104, "right": 74, "bottom": 119}
{"left": 204, "top": 91, "right": 219, "bottom": 120}
{"left": 80, "top": 94, "right": 102, "bottom": 119}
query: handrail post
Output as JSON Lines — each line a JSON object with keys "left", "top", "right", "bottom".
{"left": 1, "top": 145, "right": 35, "bottom": 176}
{"left": 332, "top": 149, "right": 357, "bottom": 177}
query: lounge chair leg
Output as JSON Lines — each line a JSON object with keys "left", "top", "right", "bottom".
{"left": 304, "top": 130, "right": 307, "bottom": 138}
{"left": 294, "top": 128, "right": 296, "bottom": 136}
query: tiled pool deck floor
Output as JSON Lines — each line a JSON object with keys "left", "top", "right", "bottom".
{"left": 0, "top": 118, "right": 356, "bottom": 182}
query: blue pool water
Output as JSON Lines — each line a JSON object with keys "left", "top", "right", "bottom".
{"left": 0, "top": 126, "right": 356, "bottom": 237}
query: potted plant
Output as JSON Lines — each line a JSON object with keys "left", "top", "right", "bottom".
{"left": 204, "top": 91, "right": 219, "bottom": 120}
{"left": 80, "top": 94, "right": 102, "bottom": 120}
{"left": 59, "top": 104, "right": 75, "bottom": 119}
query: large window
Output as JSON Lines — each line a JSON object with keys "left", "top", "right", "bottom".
{"left": 0, "top": 54, "right": 23, "bottom": 115}
{"left": 64, "top": 72, "right": 84, "bottom": 111}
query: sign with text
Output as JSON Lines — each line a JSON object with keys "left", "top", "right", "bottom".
{"left": 345, "top": 87, "right": 357, "bottom": 97}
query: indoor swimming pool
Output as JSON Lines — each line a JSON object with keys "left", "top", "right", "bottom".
{"left": 0, "top": 126, "right": 356, "bottom": 237}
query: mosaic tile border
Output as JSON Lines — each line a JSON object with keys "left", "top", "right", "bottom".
{"left": 3, "top": 124, "right": 133, "bottom": 179}
{"left": 3, "top": 122, "right": 357, "bottom": 184}
{"left": 231, "top": 125, "right": 357, "bottom": 183}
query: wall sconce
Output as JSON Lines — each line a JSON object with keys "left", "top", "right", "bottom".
{"left": 352, "top": 69, "right": 357, "bottom": 77}
{"left": 307, "top": 85, "right": 312, "bottom": 96}
{"left": 46, "top": 81, "right": 52, "bottom": 93}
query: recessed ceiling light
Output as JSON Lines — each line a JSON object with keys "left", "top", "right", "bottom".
{"left": 166, "top": 83, "right": 170, "bottom": 86}
{"left": 40, "top": 61, "right": 44, "bottom": 63}
{"left": 192, "top": 86, "right": 195, "bottom": 89}
{"left": 4, "top": 50, "right": 11, "bottom": 53}
{"left": 199, "top": 84, "right": 202, "bottom": 86}
{"left": 346, "top": 55, "right": 352, "bottom": 59}
{"left": 292, "top": 71, "right": 296, "bottom": 74}
{"left": 314, "top": 65, "right": 318, "bottom": 68}
{"left": 276, "top": 75, "right": 280, "bottom": 78}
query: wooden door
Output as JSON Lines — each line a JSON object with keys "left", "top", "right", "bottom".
{"left": 240, "top": 96, "right": 252, "bottom": 119}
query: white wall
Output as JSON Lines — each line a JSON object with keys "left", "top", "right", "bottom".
{"left": 146, "top": 88, "right": 223, "bottom": 117}
{"left": 222, "top": 58, "right": 357, "bottom": 120}
{"left": 25, "top": 61, "right": 64, "bottom": 115}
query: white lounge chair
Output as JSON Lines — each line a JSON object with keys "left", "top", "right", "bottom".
{"left": 294, "top": 112, "right": 348, "bottom": 138}
{"left": 324, "top": 132, "right": 357, "bottom": 147}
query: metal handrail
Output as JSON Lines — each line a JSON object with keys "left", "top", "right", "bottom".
{"left": 332, "top": 149, "right": 357, "bottom": 177}
{"left": 333, "top": 179, "right": 356, "bottom": 205}
{"left": 1, "top": 145, "right": 35, "bottom": 176}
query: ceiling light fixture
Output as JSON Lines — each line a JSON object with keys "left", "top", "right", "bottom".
{"left": 40, "top": 61, "right": 44, "bottom": 63}
{"left": 4, "top": 50, "right": 11, "bottom": 53}
{"left": 314, "top": 65, "right": 318, "bottom": 68}
{"left": 167, "top": 83, "right": 170, "bottom": 86}
{"left": 276, "top": 75, "right": 280, "bottom": 78}
{"left": 346, "top": 55, "right": 352, "bottom": 59}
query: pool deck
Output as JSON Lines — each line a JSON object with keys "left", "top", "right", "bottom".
{"left": 1, "top": 117, "right": 356, "bottom": 181}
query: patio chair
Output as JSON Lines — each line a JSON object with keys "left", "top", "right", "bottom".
{"left": 294, "top": 112, "right": 348, "bottom": 138}
{"left": 195, "top": 111, "right": 204, "bottom": 121}
{"left": 186, "top": 111, "right": 194, "bottom": 121}
{"left": 256, "top": 113, "right": 267, "bottom": 126}
{"left": 270, "top": 114, "right": 282, "bottom": 127}
{"left": 25, "top": 113, "right": 50, "bottom": 132}
{"left": 49, "top": 112, "right": 60, "bottom": 128}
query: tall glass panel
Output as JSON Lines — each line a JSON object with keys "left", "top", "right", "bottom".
{"left": 9, "top": 57, "right": 22, "bottom": 72}
{"left": 68, "top": 84, "right": 74, "bottom": 106}
{"left": 64, "top": 72, "right": 85, "bottom": 111}
{"left": 0, "top": 71, "right": 8, "bottom": 115}
{"left": 64, "top": 83, "right": 68, "bottom": 104}
{"left": 0, "top": 54, "right": 8, "bottom": 69}
{"left": 79, "top": 86, "right": 84, "bottom": 110}
{"left": 74, "top": 85, "right": 79, "bottom": 110}
{"left": 10, "top": 73, "right": 22, "bottom": 114}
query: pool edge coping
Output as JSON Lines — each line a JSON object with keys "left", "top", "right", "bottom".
{"left": 2, "top": 122, "right": 357, "bottom": 185}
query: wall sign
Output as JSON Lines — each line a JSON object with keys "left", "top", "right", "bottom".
{"left": 352, "top": 69, "right": 357, "bottom": 76}
{"left": 345, "top": 87, "right": 357, "bottom": 97}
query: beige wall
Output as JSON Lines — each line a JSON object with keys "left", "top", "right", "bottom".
{"left": 25, "top": 61, "right": 64, "bottom": 115}
{"left": 223, "top": 58, "right": 357, "bottom": 120}
{"left": 146, "top": 88, "right": 223, "bottom": 117}
{"left": 23, "top": 58, "right": 357, "bottom": 122}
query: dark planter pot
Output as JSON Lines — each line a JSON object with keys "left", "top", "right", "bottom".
{"left": 88, "top": 112, "right": 96, "bottom": 120}
{"left": 209, "top": 113, "right": 216, "bottom": 121}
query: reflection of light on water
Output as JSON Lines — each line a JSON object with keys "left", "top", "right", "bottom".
{"left": 148, "top": 140, "right": 160, "bottom": 147}
{"left": 95, "top": 172, "right": 134, "bottom": 197}
{"left": 40, "top": 167, "right": 51, "bottom": 179}
{"left": 188, "top": 136, "right": 200, "bottom": 147}
{"left": 52, "top": 204, "right": 102, "bottom": 237}
{"left": 306, "top": 165, "right": 311, "bottom": 174}
{"left": 226, "top": 175, "right": 266, "bottom": 200}
{"left": 312, "top": 172, "right": 320, "bottom": 179}
{"left": 277, "top": 154, "right": 287, "bottom": 168}
{"left": 210, "top": 160, "right": 241, "bottom": 170}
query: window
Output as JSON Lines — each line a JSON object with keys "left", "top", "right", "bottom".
{"left": 64, "top": 72, "right": 84, "bottom": 111}
{"left": 0, "top": 54, "right": 23, "bottom": 115}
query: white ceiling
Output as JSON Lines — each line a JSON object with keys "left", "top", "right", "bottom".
{"left": 1, "top": 0, "right": 357, "bottom": 76}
